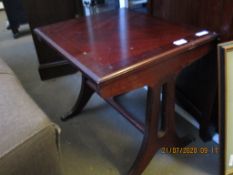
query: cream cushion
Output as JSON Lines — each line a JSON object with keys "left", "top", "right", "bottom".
{"left": 0, "top": 58, "right": 62, "bottom": 175}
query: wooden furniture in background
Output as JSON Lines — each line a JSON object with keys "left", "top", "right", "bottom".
{"left": 152, "top": 0, "right": 233, "bottom": 141}
{"left": 2, "top": 0, "right": 28, "bottom": 38}
{"left": 21, "top": 0, "right": 84, "bottom": 80}
{"left": 35, "top": 9, "right": 217, "bottom": 175}
{"left": 21, "top": 0, "right": 120, "bottom": 80}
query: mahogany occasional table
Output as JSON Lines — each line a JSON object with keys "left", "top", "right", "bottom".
{"left": 35, "top": 9, "right": 217, "bottom": 175}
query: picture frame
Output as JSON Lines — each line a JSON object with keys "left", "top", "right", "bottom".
{"left": 218, "top": 41, "right": 233, "bottom": 175}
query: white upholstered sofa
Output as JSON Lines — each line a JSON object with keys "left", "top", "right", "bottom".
{"left": 0, "top": 58, "right": 62, "bottom": 175}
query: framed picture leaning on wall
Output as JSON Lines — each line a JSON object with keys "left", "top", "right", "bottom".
{"left": 218, "top": 41, "right": 233, "bottom": 175}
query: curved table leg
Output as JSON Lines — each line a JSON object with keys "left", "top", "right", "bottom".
{"left": 61, "top": 76, "right": 94, "bottom": 121}
{"left": 129, "top": 78, "right": 193, "bottom": 175}
{"left": 162, "top": 78, "right": 194, "bottom": 146}
{"left": 128, "top": 84, "right": 161, "bottom": 175}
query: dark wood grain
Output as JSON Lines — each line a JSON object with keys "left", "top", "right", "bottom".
{"left": 221, "top": 0, "right": 233, "bottom": 41}
{"left": 152, "top": 0, "right": 233, "bottom": 42}
{"left": 35, "top": 9, "right": 217, "bottom": 175}
{"left": 151, "top": 0, "right": 233, "bottom": 141}
{"left": 35, "top": 9, "right": 216, "bottom": 85}
{"left": 152, "top": 0, "right": 221, "bottom": 37}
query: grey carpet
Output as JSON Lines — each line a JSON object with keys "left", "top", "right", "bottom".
{"left": 0, "top": 11, "right": 219, "bottom": 175}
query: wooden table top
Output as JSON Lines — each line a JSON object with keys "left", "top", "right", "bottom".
{"left": 35, "top": 9, "right": 217, "bottom": 84}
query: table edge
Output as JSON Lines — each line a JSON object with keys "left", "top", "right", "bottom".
{"left": 34, "top": 28, "right": 218, "bottom": 86}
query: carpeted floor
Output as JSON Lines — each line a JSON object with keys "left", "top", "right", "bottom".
{"left": 0, "top": 10, "right": 219, "bottom": 175}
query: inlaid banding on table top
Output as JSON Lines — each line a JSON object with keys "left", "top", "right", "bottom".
{"left": 34, "top": 9, "right": 217, "bottom": 84}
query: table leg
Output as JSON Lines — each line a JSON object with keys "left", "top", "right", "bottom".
{"left": 128, "top": 78, "right": 193, "bottom": 175}
{"left": 61, "top": 76, "right": 94, "bottom": 121}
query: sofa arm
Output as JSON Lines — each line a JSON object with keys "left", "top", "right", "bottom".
{"left": 0, "top": 58, "right": 62, "bottom": 175}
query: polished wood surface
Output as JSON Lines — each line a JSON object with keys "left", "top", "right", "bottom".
{"left": 151, "top": 0, "right": 233, "bottom": 141}
{"left": 35, "top": 9, "right": 217, "bottom": 175}
{"left": 35, "top": 9, "right": 216, "bottom": 84}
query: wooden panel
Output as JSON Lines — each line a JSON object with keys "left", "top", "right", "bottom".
{"left": 153, "top": 0, "right": 222, "bottom": 36}
{"left": 152, "top": 0, "right": 233, "bottom": 140}
{"left": 21, "top": 0, "right": 77, "bottom": 64}
{"left": 220, "top": 0, "right": 233, "bottom": 41}
{"left": 152, "top": 0, "right": 233, "bottom": 46}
